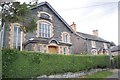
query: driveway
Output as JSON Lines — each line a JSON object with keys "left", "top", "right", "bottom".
{"left": 107, "top": 69, "right": 119, "bottom": 80}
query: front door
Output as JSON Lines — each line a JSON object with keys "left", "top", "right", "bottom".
{"left": 48, "top": 46, "right": 58, "bottom": 54}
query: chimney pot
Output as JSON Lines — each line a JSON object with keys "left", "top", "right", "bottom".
{"left": 93, "top": 30, "right": 98, "bottom": 36}
{"left": 70, "top": 22, "right": 76, "bottom": 32}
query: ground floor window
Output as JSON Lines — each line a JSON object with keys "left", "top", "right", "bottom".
{"left": 0, "top": 30, "right": 3, "bottom": 48}
{"left": 13, "top": 26, "right": 21, "bottom": 50}
{"left": 63, "top": 47, "right": 67, "bottom": 54}
{"left": 37, "top": 45, "right": 42, "bottom": 52}
{"left": 91, "top": 49, "right": 97, "bottom": 55}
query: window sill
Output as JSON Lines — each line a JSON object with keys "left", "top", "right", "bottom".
{"left": 39, "top": 37, "right": 51, "bottom": 39}
{"left": 60, "top": 41, "right": 72, "bottom": 44}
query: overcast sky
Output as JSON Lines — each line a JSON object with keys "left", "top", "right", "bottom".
{"left": 17, "top": 0, "right": 119, "bottom": 45}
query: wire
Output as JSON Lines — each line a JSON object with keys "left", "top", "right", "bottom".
{"left": 58, "top": 2, "right": 118, "bottom": 12}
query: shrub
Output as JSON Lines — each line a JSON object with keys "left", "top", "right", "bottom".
{"left": 2, "top": 49, "right": 110, "bottom": 78}
{"left": 114, "top": 55, "right": 120, "bottom": 68}
{"left": 2, "top": 48, "right": 18, "bottom": 77}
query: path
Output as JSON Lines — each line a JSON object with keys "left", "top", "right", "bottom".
{"left": 107, "top": 69, "right": 119, "bottom": 80}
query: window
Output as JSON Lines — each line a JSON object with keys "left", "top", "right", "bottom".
{"left": 103, "top": 43, "right": 108, "bottom": 49}
{"left": 0, "top": 31, "right": 1, "bottom": 44}
{"left": 39, "top": 22, "right": 51, "bottom": 38}
{"left": 63, "top": 47, "right": 67, "bottom": 54}
{"left": 13, "top": 26, "right": 21, "bottom": 50}
{"left": 0, "top": 29, "right": 3, "bottom": 48}
{"left": 38, "top": 12, "right": 52, "bottom": 21}
{"left": 91, "top": 49, "right": 97, "bottom": 55}
{"left": 63, "top": 34, "right": 68, "bottom": 43}
{"left": 40, "top": 13, "right": 50, "bottom": 20}
{"left": 91, "top": 41, "right": 96, "bottom": 48}
{"left": 62, "top": 32, "right": 70, "bottom": 43}
{"left": 37, "top": 45, "right": 42, "bottom": 52}
{"left": 0, "top": 23, "right": 4, "bottom": 49}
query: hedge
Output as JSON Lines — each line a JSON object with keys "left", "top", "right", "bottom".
{"left": 114, "top": 55, "right": 120, "bottom": 68}
{"left": 2, "top": 49, "right": 110, "bottom": 78}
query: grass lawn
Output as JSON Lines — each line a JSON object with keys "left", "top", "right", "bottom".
{"left": 83, "top": 70, "right": 113, "bottom": 78}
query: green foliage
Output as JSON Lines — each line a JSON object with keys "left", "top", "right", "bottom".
{"left": 2, "top": 2, "right": 37, "bottom": 33}
{"left": 114, "top": 55, "right": 120, "bottom": 68}
{"left": 2, "top": 48, "right": 18, "bottom": 77}
{"left": 2, "top": 49, "right": 111, "bottom": 78}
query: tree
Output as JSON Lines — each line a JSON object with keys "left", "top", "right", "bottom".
{"left": 0, "top": 0, "right": 16, "bottom": 3}
{"left": 0, "top": 2, "right": 37, "bottom": 50}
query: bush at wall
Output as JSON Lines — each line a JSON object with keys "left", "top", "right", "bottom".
{"left": 114, "top": 55, "right": 120, "bottom": 68}
{"left": 2, "top": 49, "right": 18, "bottom": 77}
{"left": 2, "top": 49, "right": 110, "bottom": 78}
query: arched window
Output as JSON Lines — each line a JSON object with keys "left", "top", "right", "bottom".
{"left": 63, "top": 34, "right": 68, "bottom": 43}
{"left": 40, "top": 13, "right": 50, "bottom": 20}
{"left": 13, "top": 25, "right": 21, "bottom": 50}
{"left": 39, "top": 22, "right": 51, "bottom": 38}
{"left": 62, "top": 32, "right": 70, "bottom": 43}
{"left": 91, "top": 49, "right": 97, "bottom": 55}
{"left": 37, "top": 12, "right": 53, "bottom": 38}
{"left": 38, "top": 11, "right": 52, "bottom": 22}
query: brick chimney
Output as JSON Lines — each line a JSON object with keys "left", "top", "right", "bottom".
{"left": 93, "top": 30, "right": 98, "bottom": 36}
{"left": 70, "top": 22, "right": 76, "bottom": 32}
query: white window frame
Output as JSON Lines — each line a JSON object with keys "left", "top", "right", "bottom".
{"left": 13, "top": 26, "right": 22, "bottom": 50}
{"left": 91, "top": 49, "right": 97, "bottom": 55}
{"left": 0, "top": 23, "right": 5, "bottom": 49}
{"left": 103, "top": 43, "right": 108, "bottom": 49}
{"left": 39, "top": 22, "right": 51, "bottom": 38}
{"left": 91, "top": 41, "right": 96, "bottom": 48}
{"left": 63, "top": 34, "right": 68, "bottom": 43}
{"left": 64, "top": 47, "right": 67, "bottom": 54}
{"left": 0, "top": 29, "right": 3, "bottom": 49}
{"left": 37, "top": 45, "right": 42, "bottom": 52}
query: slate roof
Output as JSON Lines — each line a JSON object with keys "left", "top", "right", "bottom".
{"left": 111, "top": 45, "right": 120, "bottom": 52}
{"left": 24, "top": 37, "right": 50, "bottom": 46}
{"left": 24, "top": 37, "right": 72, "bottom": 46}
{"left": 76, "top": 32, "right": 110, "bottom": 43}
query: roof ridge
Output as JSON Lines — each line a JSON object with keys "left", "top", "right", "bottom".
{"left": 77, "top": 31, "right": 109, "bottom": 42}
